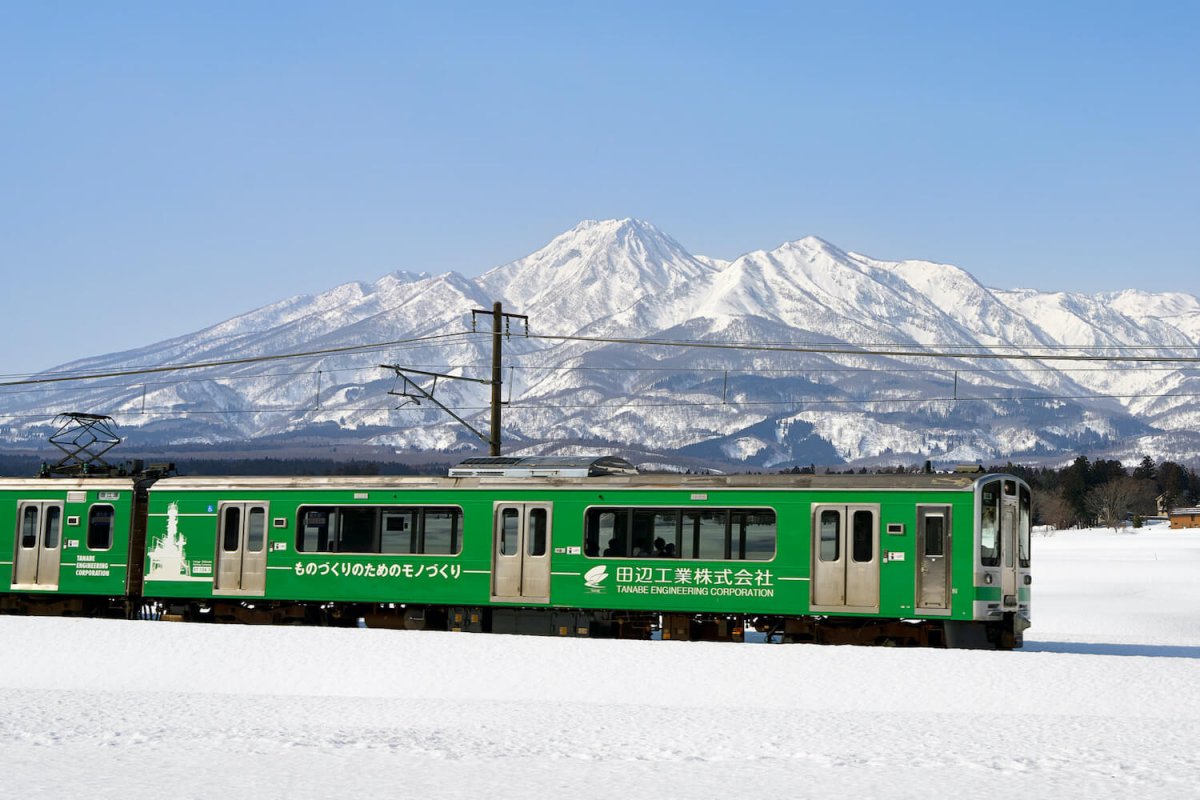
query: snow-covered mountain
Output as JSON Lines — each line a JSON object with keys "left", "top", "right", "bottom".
{"left": 3, "top": 218, "right": 1198, "bottom": 468}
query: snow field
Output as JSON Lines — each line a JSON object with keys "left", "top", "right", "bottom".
{"left": 2, "top": 525, "right": 1199, "bottom": 798}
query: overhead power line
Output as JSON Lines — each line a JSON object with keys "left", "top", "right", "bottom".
{"left": 523, "top": 333, "right": 1200, "bottom": 364}
{"left": 0, "top": 332, "right": 476, "bottom": 388}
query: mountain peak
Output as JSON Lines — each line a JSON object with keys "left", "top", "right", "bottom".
{"left": 476, "top": 218, "right": 716, "bottom": 326}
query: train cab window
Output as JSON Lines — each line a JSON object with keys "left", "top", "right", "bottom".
{"left": 528, "top": 508, "right": 548, "bottom": 556}
{"left": 818, "top": 509, "right": 840, "bottom": 562}
{"left": 21, "top": 506, "right": 38, "bottom": 548}
{"left": 979, "top": 481, "right": 1000, "bottom": 567}
{"left": 87, "top": 505, "right": 115, "bottom": 550}
{"left": 222, "top": 507, "right": 241, "bottom": 552}
{"left": 1019, "top": 486, "right": 1032, "bottom": 568}
{"left": 851, "top": 510, "right": 874, "bottom": 562}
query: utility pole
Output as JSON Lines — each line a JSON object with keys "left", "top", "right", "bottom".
{"left": 381, "top": 301, "right": 527, "bottom": 457}
{"left": 472, "top": 302, "right": 528, "bottom": 456}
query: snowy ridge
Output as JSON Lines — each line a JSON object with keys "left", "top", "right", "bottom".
{"left": 3, "top": 219, "right": 1200, "bottom": 466}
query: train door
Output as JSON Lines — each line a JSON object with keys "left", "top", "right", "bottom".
{"left": 491, "top": 502, "right": 551, "bottom": 603}
{"left": 11, "top": 502, "right": 63, "bottom": 589}
{"left": 810, "top": 504, "right": 879, "bottom": 612}
{"left": 1001, "top": 487, "right": 1019, "bottom": 607}
{"left": 916, "top": 505, "right": 952, "bottom": 613}
{"left": 213, "top": 502, "right": 268, "bottom": 596}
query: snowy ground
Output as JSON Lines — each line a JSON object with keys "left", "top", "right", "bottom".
{"left": 3, "top": 524, "right": 1199, "bottom": 799}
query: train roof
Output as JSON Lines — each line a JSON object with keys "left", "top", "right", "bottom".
{"left": 147, "top": 472, "right": 1023, "bottom": 492}
{"left": 447, "top": 455, "right": 638, "bottom": 478}
{"left": 0, "top": 476, "right": 138, "bottom": 490}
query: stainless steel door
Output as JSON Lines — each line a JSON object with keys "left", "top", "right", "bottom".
{"left": 213, "top": 502, "right": 268, "bottom": 595}
{"left": 916, "top": 505, "right": 952, "bottom": 612}
{"left": 12, "top": 502, "right": 62, "bottom": 589}
{"left": 1001, "top": 504, "right": 1018, "bottom": 602}
{"left": 491, "top": 502, "right": 552, "bottom": 602}
{"left": 811, "top": 504, "right": 879, "bottom": 612}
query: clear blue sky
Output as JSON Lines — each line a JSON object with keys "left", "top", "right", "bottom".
{"left": 2, "top": 1, "right": 1196, "bottom": 375}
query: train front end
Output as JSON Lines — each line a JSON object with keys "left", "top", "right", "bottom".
{"left": 948, "top": 474, "right": 1032, "bottom": 649}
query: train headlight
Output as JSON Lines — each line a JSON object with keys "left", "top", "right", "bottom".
{"left": 984, "top": 573, "right": 993, "bottom": 585}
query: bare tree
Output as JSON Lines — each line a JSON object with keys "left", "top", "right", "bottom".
{"left": 1084, "top": 478, "right": 1140, "bottom": 532}
{"left": 1038, "top": 489, "right": 1077, "bottom": 531}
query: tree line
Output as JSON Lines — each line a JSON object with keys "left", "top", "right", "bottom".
{"left": 991, "top": 456, "right": 1200, "bottom": 530}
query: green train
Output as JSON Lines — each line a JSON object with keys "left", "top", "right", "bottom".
{"left": 0, "top": 456, "right": 1032, "bottom": 648}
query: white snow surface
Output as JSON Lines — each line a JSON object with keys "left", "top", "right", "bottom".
{"left": 3, "top": 524, "right": 1200, "bottom": 798}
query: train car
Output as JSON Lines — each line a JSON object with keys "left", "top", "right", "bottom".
{"left": 0, "top": 476, "right": 145, "bottom": 616}
{"left": 139, "top": 460, "right": 1032, "bottom": 648}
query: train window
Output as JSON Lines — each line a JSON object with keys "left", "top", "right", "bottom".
{"left": 851, "top": 510, "right": 874, "bottom": 562}
{"left": 295, "top": 506, "right": 463, "bottom": 555}
{"left": 734, "top": 510, "right": 776, "bottom": 561}
{"left": 222, "top": 507, "right": 241, "bottom": 552}
{"left": 246, "top": 507, "right": 267, "bottom": 552}
{"left": 422, "top": 509, "right": 461, "bottom": 556}
{"left": 1019, "top": 486, "right": 1031, "bottom": 568}
{"left": 654, "top": 511, "right": 680, "bottom": 557}
{"left": 298, "top": 509, "right": 335, "bottom": 552}
{"left": 924, "top": 514, "right": 945, "bottom": 557}
{"left": 21, "top": 506, "right": 38, "bottom": 548}
{"left": 687, "top": 510, "right": 727, "bottom": 559}
{"left": 819, "top": 510, "right": 840, "bottom": 562}
{"left": 586, "top": 510, "right": 622, "bottom": 557}
{"left": 44, "top": 506, "right": 61, "bottom": 549}
{"left": 528, "top": 508, "right": 548, "bottom": 556}
{"left": 979, "top": 481, "right": 1000, "bottom": 567}
{"left": 87, "top": 505, "right": 115, "bottom": 550}
{"left": 381, "top": 510, "right": 417, "bottom": 554}
{"left": 585, "top": 506, "right": 776, "bottom": 561}
{"left": 499, "top": 508, "right": 520, "bottom": 555}
{"left": 338, "top": 508, "right": 378, "bottom": 553}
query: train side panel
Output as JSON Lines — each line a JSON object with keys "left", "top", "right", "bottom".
{"left": 1, "top": 478, "right": 138, "bottom": 604}
{"left": 140, "top": 479, "right": 998, "bottom": 627}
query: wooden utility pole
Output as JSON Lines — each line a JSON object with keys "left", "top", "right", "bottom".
{"left": 381, "top": 301, "right": 526, "bottom": 457}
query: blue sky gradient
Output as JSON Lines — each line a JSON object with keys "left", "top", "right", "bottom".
{"left": 2, "top": 1, "right": 1196, "bottom": 374}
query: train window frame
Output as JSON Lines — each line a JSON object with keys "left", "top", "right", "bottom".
{"left": 87, "top": 504, "right": 115, "bottom": 551}
{"left": 583, "top": 505, "right": 777, "bottom": 562}
{"left": 294, "top": 504, "right": 463, "bottom": 557}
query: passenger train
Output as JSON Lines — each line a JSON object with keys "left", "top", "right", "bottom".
{"left": 0, "top": 456, "right": 1032, "bottom": 648}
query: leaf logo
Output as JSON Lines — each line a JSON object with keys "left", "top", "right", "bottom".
{"left": 584, "top": 565, "right": 609, "bottom": 590}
